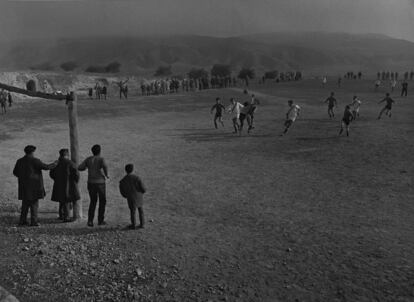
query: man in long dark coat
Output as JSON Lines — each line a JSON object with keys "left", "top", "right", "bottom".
{"left": 50, "top": 149, "right": 80, "bottom": 222}
{"left": 13, "top": 145, "right": 57, "bottom": 226}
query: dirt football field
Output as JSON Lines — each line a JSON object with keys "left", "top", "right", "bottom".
{"left": 0, "top": 79, "right": 413, "bottom": 302}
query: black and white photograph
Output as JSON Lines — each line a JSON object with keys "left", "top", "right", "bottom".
{"left": 0, "top": 0, "right": 413, "bottom": 301}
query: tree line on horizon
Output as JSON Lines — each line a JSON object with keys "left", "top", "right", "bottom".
{"left": 29, "top": 60, "right": 303, "bottom": 83}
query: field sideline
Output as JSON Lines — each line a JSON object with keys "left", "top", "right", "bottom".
{"left": 0, "top": 79, "right": 413, "bottom": 301}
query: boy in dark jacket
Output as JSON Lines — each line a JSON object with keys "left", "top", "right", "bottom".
{"left": 119, "top": 164, "right": 146, "bottom": 229}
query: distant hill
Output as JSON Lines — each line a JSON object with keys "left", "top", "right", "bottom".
{"left": 0, "top": 32, "right": 413, "bottom": 76}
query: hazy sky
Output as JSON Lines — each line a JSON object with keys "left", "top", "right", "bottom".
{"left": 0, "top": 0, "right": 413, "bottom": 41}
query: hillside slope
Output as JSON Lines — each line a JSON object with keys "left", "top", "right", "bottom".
{"left": 0, "top": 32, "right": 413, "bottom": 75}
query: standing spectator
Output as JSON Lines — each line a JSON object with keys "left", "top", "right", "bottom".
{"left": 119, "top": 164, "right": 146, "bottom": 229}
{"left": 102, "top": 86, "right": 107, "bottom": 100}
{"left": 78, "top": 144, "right": 109, "bottom": 227}
{"left": 401, "top": 81, "right": 408, "bottom": 97}
{"left": 0, "top": 90, "right": 6, "bottom": 114}
{"left": 13, "top": 145, "right": 57, "bottom": 226}
{"left": 49, "top": 149, "right": 80, "bottom": 222}
{"left": 7, "top": 92, "right": 12, "bottom": 107}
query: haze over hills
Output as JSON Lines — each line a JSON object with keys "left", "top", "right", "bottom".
{"left": 1, "top": 32, "right": 413, "bottom": 77}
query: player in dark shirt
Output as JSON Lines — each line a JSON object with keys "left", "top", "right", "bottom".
{"left": 377, "top": 93, "right": 395, "bottom": 119}
{"left": 210, "top": 97, "right": 226, "bottom": 129}
{"left": 339, "top": 105, "right": 354, "bottom": 136}
{"left": 324, "top": 92, "right": 337, "bottom": 118}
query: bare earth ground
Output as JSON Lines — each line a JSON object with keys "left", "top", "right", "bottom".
{"left": 0, "top": 79, "right": 413, "bottom": 302}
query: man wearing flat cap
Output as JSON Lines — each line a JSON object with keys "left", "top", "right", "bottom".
{"left": 13, "top": 145, "right": 58, "bottom": 226}
{"left": 49, "top": 149, "right": 80, "bottom": 222}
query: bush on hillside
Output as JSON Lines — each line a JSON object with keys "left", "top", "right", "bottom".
{"left": 154, "top": 65, "right": 172, "bottom": 77}
{"left": 188, "top": 68, "right": 208, "bottom": 80}
{"left": 85, "top": 65, "right": 106, "bottom": 73}
{"left": 60, "top": 61, "right": 78, "bottom": 71}
{"left": 29, "top": 62, "right": 54, "bottom": 71}
{"left": 105, "top": 61, "right": 121, "bottom": 73}
{"left": 85, "top": 61, "right": 121, "bottom": 73}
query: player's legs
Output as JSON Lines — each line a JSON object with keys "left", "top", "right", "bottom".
{"left": 283, "top": 120, "right": 293, "bottom": 135}
{"left": 232, "top": 117, "right": 239, "bottom": 133}
{"left": 346, "top": 123, "right": 350, "bottom": 136}
{"left": 328, "top": 107, "right": 334, "bottom": 118}
{"left": 378, "top": 107, "right": 387, "bottom": 119}
{"left": 213, "top": 115, "right": 218, "bottom": 129}
{"left": 218, "top": 115, "right": 224, "bottom": 127}
{"left": 339, "top": 121, "right": 344, "bottom": 135}
{"left": 239, "top": 114, "right": 246, "bottom": 133}
{"left": 247, "top": 115, "right": 253, "bottom": 133}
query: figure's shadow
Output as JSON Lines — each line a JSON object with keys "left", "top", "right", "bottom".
{"left": 0, "top": 213, "right": 121, "bottom": 236}
{"left": 295, "top": 136, "right": 339, "bottom": 141}
{"left": 167, "top": 128, "right": 274, "bottom": 142}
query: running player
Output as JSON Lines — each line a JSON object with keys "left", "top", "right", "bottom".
{"left": 248, "top": 94, "right": 260, "bottom": 132}
{"left": 338, "top": 105, "right": 353, "bottom": 137}
{"left": 227, "top": 98, "right": 244, "bottom": 134}
{"left": 281, "top": 100, "right": 301, "bottom": 135}
{"left": 350, "top": 96, "right": 362, "bottom": 120}
{"left": 210, "top": 98, "right": 225, "bottom": 129}
{"left": 239, "top": 101, "right": 252, "bottom": 135}
{"left": 324, "top": 92, "right": 337, "bottom": 118}
{"left": 377, "top": 93, "right": 395, "bottom": 119}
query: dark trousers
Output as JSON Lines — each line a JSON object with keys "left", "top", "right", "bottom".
{"left": 128, "top": 199, "right": 144, "bottom": 227}
{"left": 87, "top": 183, "right": 106, "bottom": 223}
{"left": 401, "top": 88, "right": 408, "bottom": 96}
{"left": 58, "top": 202, "right": 71, "bottom": 220}
{"left": 20, "top": 199, "right": 39, "bottom": 224}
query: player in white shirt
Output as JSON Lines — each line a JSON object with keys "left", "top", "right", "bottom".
{"left": 226, "top": 98, "right": 244, "bottom": 134}
{"left": 390, "top": 79, "right": 397, "bottom": 92}
{"left": 322, "top": 76, "right": 327, "bottom": 87}
{"left": 375, "top": 79, "right": 381, "bottom": 91}
{"left": 350, "top": 96, "right": 362, "bottom": 120}
{"left": 281, "top": 100, "right": 301, "bottom": 135}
